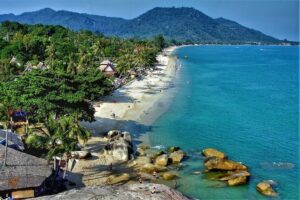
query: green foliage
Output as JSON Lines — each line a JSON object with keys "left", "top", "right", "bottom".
{"left": 26, "top": 114, "right": 90, "bottom": 160}
{"left": 0, "top": 70, "right": 97, "bottom": 122}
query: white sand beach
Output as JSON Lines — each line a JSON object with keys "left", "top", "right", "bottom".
{"left": 67, "top": 46, "right": 179, "bottom": 186}
{"left": 82, "top": 46, "right": 179, "bottom": 136}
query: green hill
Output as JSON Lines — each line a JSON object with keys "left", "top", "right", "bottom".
{"left": 0, "top": 7, "right": 280, "bottom": 43}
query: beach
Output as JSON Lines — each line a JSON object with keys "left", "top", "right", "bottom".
{"left": 82, "top": 46, "right": 179, "bottom": 136}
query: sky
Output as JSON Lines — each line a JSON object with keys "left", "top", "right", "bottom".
{"left": 0, "top": 0, "right": 299, "bottom": 41}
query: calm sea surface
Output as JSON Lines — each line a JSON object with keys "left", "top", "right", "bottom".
{"left": 147, "top": 46, "right": 299, "bottom": 199}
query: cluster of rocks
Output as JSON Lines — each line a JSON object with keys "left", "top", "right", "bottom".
{"left": 103, "top": 130, "right": 134, "bottom": 162}
{"left": 130, "top": 145, "right": 186, "bottom": 181}
{"left": 202, "top": 148, "right": 278, "bottom": 197}
{"left": 202, "top": 148, "right": 250, "bottom": 186}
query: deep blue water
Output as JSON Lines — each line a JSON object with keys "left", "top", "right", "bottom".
{"left": 148, "top": 46, "right": 299, "bottom": 199}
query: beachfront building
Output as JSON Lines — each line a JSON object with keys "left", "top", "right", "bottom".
{"left": 0, "top": 145, "right": 52, "bottom": 199}
{"left": 0, "top": 129, "right": 24, "bottom": 151}
{"left": 99, "top": 60, "right": 117, "bottom": 76}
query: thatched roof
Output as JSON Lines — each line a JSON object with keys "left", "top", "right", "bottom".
{"left": 0, "top": 130, "right": 24, "bottom": 151}
{"left": 0, "top": 146, "right": 52, "bottom": 191}
{"left": 99, "top": 60, "right": 116, "bottom": 72}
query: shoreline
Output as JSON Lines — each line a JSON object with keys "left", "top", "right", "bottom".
{"left": 82, "top": 46, "right": 179, "bottom": 137}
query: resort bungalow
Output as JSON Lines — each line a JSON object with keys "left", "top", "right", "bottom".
{"left": 99, "top": 60, "right": 117, "bottom": 76}
{"left": 0, "top": 130, "right": 24, "bottom": 151}
{"left": 0, "top": 146, "right": 52, "bottom": 199}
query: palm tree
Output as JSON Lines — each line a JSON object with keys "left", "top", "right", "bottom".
{"left": 26, "top": 114, "right": 90, "bottom": 161}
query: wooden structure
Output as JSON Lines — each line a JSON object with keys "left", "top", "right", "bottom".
{"left": 0, "top": 146, "right": 52, "bottom": 198}
{"left": 99, "top": 60, "right": 117, "bottom": 76}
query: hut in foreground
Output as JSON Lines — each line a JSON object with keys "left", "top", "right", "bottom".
{"left": 0, "top": 145, "right": 52, "bottom": 199}
{"left": 99, "top": 60, "right": 117, "bottom": 76}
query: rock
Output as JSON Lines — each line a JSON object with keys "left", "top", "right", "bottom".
{"left": 219, "top": 171, "right": 250, "bottom": 181}
{"left": 155, "top": 154, "right": 169, "bottom": 167}
{"left": 202, "top": 148, "right": 226, "bottom": 159}
{"left": 106, "top": 173, "right": 130, "bottom": 185}
{"left": 204, "top": 157, "right": 247, "bottom": 171}
{"left": 169, "top": 150, "right": 186, "bottom": 163}
{"left": 70, "top": 150, "right": 91, "bottom": 159}
{"left": 168, "top": 146, "right": 180, "bottom": 153}
{"left": 256, "top": 181, "right": 277, "bottom": 197}
{"left": 32, "top": 183, "right": 191, "bottom": 200}
{"left": 122, "top": 131, "right": 132, "bottom": 143}
{"left": 140, "top": 163, "right": 167, "bottom": 173}
{"left": 139, "top": 144, "right": 150, "bottom": 150}
{"left": 136, "top": 148, "right": 146, "bottom": 156}
{"left": 227, "top": 176, "right": 248, "bottom": 186}
{"left": 162, "top": 172, "right": 178, "bottom": 180}
{"left": 104, "top": 131, "right": 134, "bottom": 162}
{"left": 107, "top": 130, "right": 121, "bottom": 139}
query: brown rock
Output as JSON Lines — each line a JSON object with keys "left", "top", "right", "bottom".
{"left": 256, "top": 181, "right": 277, "bottom": 197}
{"left": 202, "top": 148, "right": 226, "bottom": 159}
{"left": 169, "top": 150, "right": 186, "bottom": 163}
{"left": 227, "top": 176, "right": 247, "bottom": 186}
{"left": 162, "top": 172, "right": 178, "bottom": 180}
{"left": 140, "top": 163, "right": 167, "bottom": 174}
{"left": 106, "top": 173, "right": 130, "bottom": 185}
{"left": 204, "top": 157, "right": 247, "bottom": 171}
{"left": 155, "top": 154, "right": 169, "bottom": 167}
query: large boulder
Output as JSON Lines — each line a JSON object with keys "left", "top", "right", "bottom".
{"left": 155, "top": 154, "right": 169, "bottom": 167}
{"left": 204, "top": 157, "right": 247, "bottom": 171}
{"left": 32, "top": 183, "right": 191, "bottom": 200}
{"left": 202, "top": 148, "right": 226, "bottom": 159}
{"left": 256, "top": 181, "right": 277, "bottom": 197}
{"left": 169, "top": 150, "right": 186, "bottom": 163}
{"left": 104, "top": 130, "right": 133, "bottom": 162}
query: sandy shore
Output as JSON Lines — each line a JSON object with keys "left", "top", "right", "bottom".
{"left": 67, "top": 46, "right": 179, "bottom": 186}
{"left": 82, "top": 46, "right": 179, "bottom": 136}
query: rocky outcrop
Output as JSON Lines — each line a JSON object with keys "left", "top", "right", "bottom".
{"left": 204, "top": 157, "right": 247, "bottom": 171}
{"left": 104, "top": 130, "right": 133, "bottom": 162}
{"left": 202, "top": 148, "right": 250, "bottom": 187}
{"left": 256, "top": 181, "right": 277, "bottom": 197}
{"left": 202, "top": 148, "right": 226, "bottom": 159}
{"left": 32, "top": 183, "right": 191, "bottom": 200}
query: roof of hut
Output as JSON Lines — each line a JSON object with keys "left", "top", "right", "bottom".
{"left": 0, "top": 130, "right": 24, "bottom": 151}
{"left": 99, "top": 60, "right": 116, "bottom": 72}
{"left": 0, "top": 145, "right": 52, "bottom": 191}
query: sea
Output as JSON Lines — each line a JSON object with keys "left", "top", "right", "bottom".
{"left": 144, "top": 45, "right": 299, "bottom": 199}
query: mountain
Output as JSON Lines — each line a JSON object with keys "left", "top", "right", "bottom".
{"left": 0, "top": 7, "right": 280, "bottom": 43}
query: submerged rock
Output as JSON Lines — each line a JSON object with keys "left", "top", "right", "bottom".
{"left": 204, "top": 157, "right": 247, "bottom": 171}
{"left": 256, "top": 181, "right": 277, "bottom": 197}
{"left": 202, "top": 148, "right": 226, "bottom": 159}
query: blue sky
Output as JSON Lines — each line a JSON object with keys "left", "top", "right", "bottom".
{"left": 0, "top": 0, "right": 299, "bottom": 41}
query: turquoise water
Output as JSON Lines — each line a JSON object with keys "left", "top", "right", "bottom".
{"left": 148, "top": 46, "right": 299, "bottom": 199}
